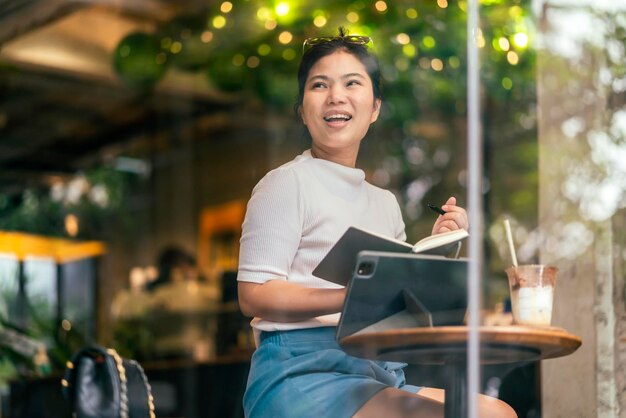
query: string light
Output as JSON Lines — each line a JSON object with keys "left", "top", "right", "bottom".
{"left": 396, "top": 33, "right": 411, "bottom": 45}
{"left": 201, "top": 31, "right": 214, "bottom": 43}
{"left": 313, "top": 16, "right": 327, "bottom": 27}
{"left": 513, "top": 32, "right": 528, "bottom": 48}
{"left": 431, "top": 58, "right": 444, "bottom": 71}
{"left": 278, "top": 31, "right": 293, "bottom": 44}
{"left": 406, "top": 8, "right": 418, "bottom": 19}
{"left": 507, "top": 51, "right": 519, "bottom": 65}
{"left": 498, "top": 37, "right": 510, "bottom": 51}
{"left": 375, "top": 1, "right": 387, "bottom": 12}
{"left": 212, "top": 15, "right": 227, "bottom": 29}
{"left": 437, "top": 0, "right": 448, "bottom": 9}
{"left": 257, "top": 7, "right": 272, "bottom": 20}
{"left": 347, "top": 12, "right": 359, "bottom": 23}
{"left": 220, "top": 1, "right": 233, "bottom": 13}
{"left": 275, "top": 2, "right": 290, "bottom": 16}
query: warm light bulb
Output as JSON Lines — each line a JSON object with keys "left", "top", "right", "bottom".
{"left": 313, "top": 16, "right": 327, "bottom": 27}
{"left": 65, "top": 214, "right": 79, "bottom": 237}
{"left": 220, "top": 2, "right": 233, "bottom": 13}
{"left": 513, "top": 32, "right": 529, "bottom": 48}
{"left": 396, "top": 33, "right": 410, "bottom": 45}
{"left": 212, "top": 15, "right": 227, "bottom": 29}
{"left": 498, "top": 37, "right": 510, "bottom": 51}
{"left": 375, "top": 1, "right": 387, "bottom": 12}
{"left": 201, "top": 31, "right": 214, "bottom": 43}
{"left": 275, "top": 2, "right": 290, "bottom": 16}
{"left": 431, "top": 58, "right": 444, "bottom": 71}
{"left": 278, "top": 31, "right": 293, "bottom": 44}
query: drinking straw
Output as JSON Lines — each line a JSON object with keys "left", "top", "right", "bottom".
{"left": 503, "top": 219, "right": 518, "bottom": 267}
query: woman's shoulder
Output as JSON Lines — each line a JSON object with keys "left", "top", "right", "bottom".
{"left": 364, "top": 180, "right": 397, "bottom": 200}
{"left": 256, "top": 153, "right": 313, "bottom": 187}
{"left": 250, "top": 155, "right": 311, "bottom": 200}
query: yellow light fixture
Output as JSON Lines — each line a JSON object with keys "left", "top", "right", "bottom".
{"left": 0, "top": 231, "right": 106, "bottom": 263}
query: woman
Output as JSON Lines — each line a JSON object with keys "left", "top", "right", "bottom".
{"left": 237, "top": 28, "right": 516, "bottom": 418}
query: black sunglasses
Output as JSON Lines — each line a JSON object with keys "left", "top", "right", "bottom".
{"left": 302, "top": 35, "right": 372, "bottom": 53}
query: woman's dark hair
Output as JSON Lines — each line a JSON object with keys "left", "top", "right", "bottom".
{"left": 294, "top": 27, "right": 382, "bottom": 117}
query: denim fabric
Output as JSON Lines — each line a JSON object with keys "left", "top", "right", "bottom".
{"left": 243, "top": 327, "right": 421, "bottom": 418}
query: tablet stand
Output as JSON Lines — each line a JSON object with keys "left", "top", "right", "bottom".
{"left": 353, "top": 289, "right": 433, "bottom": 335}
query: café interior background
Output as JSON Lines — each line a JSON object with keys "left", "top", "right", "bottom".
{"left": 0, "top": 0, "right": 625, "bottom": 417}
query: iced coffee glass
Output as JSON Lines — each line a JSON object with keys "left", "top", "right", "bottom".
{"left": 506, "top": 265, "right": 558, "bottom": 326}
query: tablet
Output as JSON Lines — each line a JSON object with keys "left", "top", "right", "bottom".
{"left": 336, "top": 251, "right": 468, "bottom": 341}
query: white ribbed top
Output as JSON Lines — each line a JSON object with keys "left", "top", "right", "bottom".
{"left": 238, "top": 150, "right": 406, "bottom": 331}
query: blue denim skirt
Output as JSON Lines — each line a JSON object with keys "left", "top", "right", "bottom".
{"left": 243, "top": 326, "right": 421, "bottom": 418}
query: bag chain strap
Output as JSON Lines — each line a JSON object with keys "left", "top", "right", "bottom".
{"left": 107, "top": 348, "right": 156, "bottom": 418}
{"left": 61, "top": 348, "right": 155, "bottom": 418}
{"left": 106, "top": 348, "right": 129, "bottom": 418}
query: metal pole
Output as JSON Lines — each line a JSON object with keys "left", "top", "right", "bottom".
{"left": 466, "top": 1, "right": 483, "bottom": 418}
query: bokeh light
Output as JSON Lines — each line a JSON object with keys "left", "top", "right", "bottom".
{"left": 220, "top": 2, "right": 233, "bottom": 13}
{"left": 507, "top": 51, "right": 519, "bottom": 65}
{"left": 375, "top": 1, "right": 388, "bottom": 12}
{"left": 212, "top": 15, "right": 226, "bottom": 29}
{"left": 278, "top": 31, "right": 293, "bottom": 44}
{"left": 513, "top": 32, "right": 529, "bottom": 48}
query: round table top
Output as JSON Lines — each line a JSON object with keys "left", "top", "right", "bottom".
{"left": 339, "top": 325, "right": 582, "bottom": 365}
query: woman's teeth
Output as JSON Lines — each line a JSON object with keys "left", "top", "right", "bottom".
{"left": 324, "top": 114, "right": 352, "bottom": 122}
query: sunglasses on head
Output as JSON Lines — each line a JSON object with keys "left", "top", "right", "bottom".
{"left": 302, "top": 35, "right": 372, "bottom": 53}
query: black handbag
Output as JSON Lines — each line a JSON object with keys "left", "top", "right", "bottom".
{"left": 62, "top": 346, "right": 155, "bottom": 418}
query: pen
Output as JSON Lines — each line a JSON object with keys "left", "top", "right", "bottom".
{"left": 427, "top": 203, "right": 447, "bottom": 216}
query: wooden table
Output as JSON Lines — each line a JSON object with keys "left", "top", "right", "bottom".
{"left": 340, "top": 326, "right": 581, "bottom": 418}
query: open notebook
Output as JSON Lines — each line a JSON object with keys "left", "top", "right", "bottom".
{"left": 313, "top": 226, "right": 468, "bottom": 286}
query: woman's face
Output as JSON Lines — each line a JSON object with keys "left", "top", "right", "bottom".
{"left": 300, "top": 50, "right": 381, "bottom": 165}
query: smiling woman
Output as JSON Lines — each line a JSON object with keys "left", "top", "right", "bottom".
{"left": 234, "top": 27, "right": 511, "bottom": 418}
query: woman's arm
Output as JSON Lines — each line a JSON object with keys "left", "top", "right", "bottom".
{"left": 238, "top": 280, "right": 346, "bottom": 322}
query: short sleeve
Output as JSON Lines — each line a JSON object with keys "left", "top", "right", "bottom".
{"left": 237, "top": 168, "right": 303, "bottom": 283}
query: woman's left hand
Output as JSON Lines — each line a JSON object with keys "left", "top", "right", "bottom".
{"left": 431, "top": 196, "right": 468, "bottom": 235}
